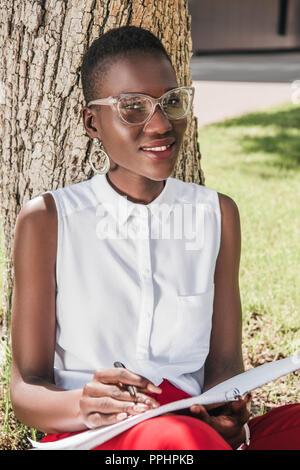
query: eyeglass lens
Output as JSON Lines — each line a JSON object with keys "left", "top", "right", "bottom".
{"left": 118, "top": 88, "right": 191, "bottom": 124}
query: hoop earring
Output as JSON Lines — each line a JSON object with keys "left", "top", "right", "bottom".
{"left": 89, "top": 137, "right": 110, "bottom": 175}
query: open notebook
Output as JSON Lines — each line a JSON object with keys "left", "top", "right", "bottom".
{"left": 29, "top": 356, "right": 299, "bottom": 450}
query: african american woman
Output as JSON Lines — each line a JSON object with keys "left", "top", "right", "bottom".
{"left": 10, "top": 26, "right": 300, "bottom": 450}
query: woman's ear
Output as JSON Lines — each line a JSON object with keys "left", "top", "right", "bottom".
{"left": 81, "top": 107, "right": 101, "bottom": 140}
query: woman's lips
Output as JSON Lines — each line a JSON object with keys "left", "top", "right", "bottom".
{"left": 140, "top": 142, "right": 176, "bottom": 160}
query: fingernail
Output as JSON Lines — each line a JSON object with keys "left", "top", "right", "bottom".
{"left": 145, "top": 398, "right": 159, "bottom": 408}
{"left": 151, "top": 402, "right": 159, "bottom": 408}
{"left": 133, "top": 404, "right": 149, "bottom": 412}
{"left": 116, "top": 412, "right": 128, "bottom": 421}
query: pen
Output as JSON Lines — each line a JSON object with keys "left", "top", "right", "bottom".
{"left": 114, "top": 361, "right": 137, "bottom": 401}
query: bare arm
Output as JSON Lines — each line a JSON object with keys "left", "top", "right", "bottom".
{"left": 10, "top": 194, "right": 86, "bottom": 433}
{"left": 10, "top": 194, "right": 160, "bottom": 434}
{"left": 203, "top": 193, "right": 244, "bottom": 391}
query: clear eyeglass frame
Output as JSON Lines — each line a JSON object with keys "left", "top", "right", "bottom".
{"left": 87, "top": 86, "right": 195, "bottom": 126}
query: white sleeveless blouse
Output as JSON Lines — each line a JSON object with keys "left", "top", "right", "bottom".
{"left": 43, "top": 173, "right": 221, "bottom": 396}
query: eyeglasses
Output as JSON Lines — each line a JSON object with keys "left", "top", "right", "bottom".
{"left": 87, "top": 86, "right": 194, "bottom": 126}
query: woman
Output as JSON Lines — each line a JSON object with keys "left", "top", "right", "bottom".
{"left": 10, "top": 26, "right": 299, "bottom": 450}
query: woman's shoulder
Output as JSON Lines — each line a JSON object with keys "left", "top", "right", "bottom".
{"left": 170, "top": 177, "right": 222, "bottom": 210}
{"left": 170, "top": 178, "right": 240, "bottom": 226}
{"left": 215, "top": 192, "right": 241, "bottom": 242}
{"left": 216, "top": 192, "right": 240, "bottom": 220}
{"left": 43, "top": 177, "right": 98, "bottom": 216}
{"left": 16, "top": 193, "right": 57, "bottom": 240}
{"left": 20, "top": 177, "right": 97, "bottom": 222}
{"left": 18, "top": 192, "right": 57, "bottom": 229}
{"left": 14, "top": 194, "right": 57, "bottom": 271}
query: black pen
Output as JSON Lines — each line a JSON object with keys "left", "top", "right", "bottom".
{"left": 114, "top": 361, "right": 137, "bottom": 400}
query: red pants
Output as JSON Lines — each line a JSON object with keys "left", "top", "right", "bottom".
{"left": 42, "top": 380, "right": 300, "bottom": 450}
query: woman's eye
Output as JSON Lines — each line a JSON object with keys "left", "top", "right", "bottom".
{"left": 166, "top": 97, "right": 180, "bottom": 106}
{"left": 122, "top": 101, "right": 145, "bottom": 110}
{"left": 127, "top": 103, "right": 141, "bottom": 109}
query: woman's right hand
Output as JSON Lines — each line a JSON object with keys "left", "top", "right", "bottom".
{"left": 79, "top": 368, "right": 162, "bottom": 429}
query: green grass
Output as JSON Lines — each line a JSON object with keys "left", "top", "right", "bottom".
{"left": 199, "top": 101, "right": 300, "bottom": 410}
{"left": 0, "top": 339, "right": 34, "bottom": 449}
{"left": 0, "top": 101, "right": 299, "bottom": 448}
{"left": 199, "top": 102, "right": 300, "bottom": 335}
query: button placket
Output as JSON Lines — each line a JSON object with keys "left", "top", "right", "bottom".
{"left": 135, "top": 209, "right": 154, "bottom": 360}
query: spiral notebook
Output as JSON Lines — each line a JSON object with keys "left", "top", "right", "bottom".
{"left": 29, "top": 356, "right": 300, "bottom": 450}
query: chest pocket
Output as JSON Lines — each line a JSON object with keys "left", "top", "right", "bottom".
{"left": 168, "top": 285, "right": 215, "bottom": 364}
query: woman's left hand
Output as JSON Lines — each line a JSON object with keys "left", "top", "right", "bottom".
{"left": 189, "top": 394, "right": 252, "bottom": 449}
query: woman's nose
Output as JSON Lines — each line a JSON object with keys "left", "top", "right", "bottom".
{"left": 143, "top": 104, "right": 173, "bottom": 134}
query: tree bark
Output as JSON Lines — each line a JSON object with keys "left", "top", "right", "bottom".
{"left": 0, "top": 0, "right": 204, "bottom": 334}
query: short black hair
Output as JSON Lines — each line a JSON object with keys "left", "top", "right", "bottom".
{"left": 81, "top": 26, "right": 173, "bottom": 105}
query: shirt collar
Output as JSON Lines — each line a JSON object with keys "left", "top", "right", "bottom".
{"left": 90, "top": 173, "right": 175, "bottom": 226}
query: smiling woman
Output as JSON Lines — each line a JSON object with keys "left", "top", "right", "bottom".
{"left": 9, "top": 26, "right": 300, "bottom": 451}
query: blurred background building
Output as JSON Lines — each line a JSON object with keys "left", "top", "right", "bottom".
{"left": 187, "top": 0, "right": 300, "bottom": 126}
{"left": 189, "top": 0, "right": 300, "bottom": 53}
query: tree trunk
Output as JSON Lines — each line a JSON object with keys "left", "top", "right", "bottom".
{"left": 0, "top": 0, "right": 204, "bottom": 335}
